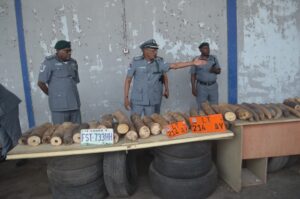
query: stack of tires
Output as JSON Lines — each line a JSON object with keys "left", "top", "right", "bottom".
{"left": 268, "top": 155, "right": 300, "bottom": 172}
{"left": 149, "top": 141, "right": 218, "bottom": 199}
{"left": 268, "top": 156, "right": 290, "bottom": 173}
{"left": 47, "top": 154, "right": 107, "bottom": 199}
{"left": 103, "top": 151, "right": 138, "bottom": 197}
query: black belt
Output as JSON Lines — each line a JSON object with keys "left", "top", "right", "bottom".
{"left": 197, "top": 80, "right": 216, "bottom": 86}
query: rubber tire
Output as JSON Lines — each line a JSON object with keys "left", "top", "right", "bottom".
{"left": 153, "top": 149, "right": 212, "bottom": 179}
{"left": 153, "top": 141, "right": 211, "bottom": 159}
{"left": 285, "top": 155, "right": 300, "bottom": 167}
{"left": 103, "top": 151, "right": 138, "bottom": 197}
{"left": 47, "top": 154, "right": 103, "bottom": 170}
{"left": 149, "top": 163, "right": 218, "bottom": 199}
{"left": 51, "top": 177, "right": 108, "bottom": 199}
{"left": 47, "top": 164, "right": 103, "bottom": 186}
{"left": 268, "top": 156, "right": 289, "bottom": 173}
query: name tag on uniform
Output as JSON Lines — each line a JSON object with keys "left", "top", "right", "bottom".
{"left": 80, "top": 129, "right": 114, "bottom": 145}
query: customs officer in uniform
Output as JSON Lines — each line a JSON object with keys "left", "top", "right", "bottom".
{"left": 124, "top": 39, "right": 207, "bottom": 116}
{"left": 38, "top": 40, "right": 81, "bottom": 124}
{"left": 191, "top": 42, "right": 221, "bottom": 110}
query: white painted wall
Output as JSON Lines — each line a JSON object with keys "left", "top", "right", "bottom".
{"left": 2, "top": 0, "right": 299, "bottom": 130}
{"left": 125, "top": 0, "right": 228, "bottom": 113}
{"left": 0, "top": 0, "right": 28, "bottom": 130}
{"left": 22, "top": 0, "right": 126, "bottom": 125}
{"left": 21, "top": 0, "right": 227, "bottom": 126}
{"left": 237, "top": 0, "right": 300, "bottom": 103}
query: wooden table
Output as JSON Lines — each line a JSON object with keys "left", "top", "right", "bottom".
{"left": 216, "top": 117, "right": 300, "bottom": 192}
{"left": 7, "top": 130, "right": 233, "bottom": 160}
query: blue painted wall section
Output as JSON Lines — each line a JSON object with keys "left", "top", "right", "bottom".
{"left": 14, "top": 0, "right": 35, "bottom": 127}
{"left": 227, "top": 0, "right": 238, "bottom": 104}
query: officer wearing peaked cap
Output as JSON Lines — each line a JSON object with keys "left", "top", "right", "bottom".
{"left": 139, "top": 40, "right": 170, "bottom": 114}
{"left": 124, "top": 39, "right": 207, "bottom": 116}
{"left": 38, "top": 40, "right": 81, "bottom": 124}
{"left": 139, "top": 39, "right": 159, "bottom": 49}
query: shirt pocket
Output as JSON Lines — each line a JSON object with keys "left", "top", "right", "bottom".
{"left": 196, "top": 65, "right": 210, "bottom": 73}
{"left": 131, "top": 86, "right": 143, "bottom": 101}
{"left": 152, "top": 86, "right": 163, "bottom": 102}
{"left": 53, "top": 66, "right": 71, "bottom": 78}
{"left": 135, "top": 67, "right": 147, "bottom": 78}
{"left": 49, "top": 91, "right": 68, "bottom": 109}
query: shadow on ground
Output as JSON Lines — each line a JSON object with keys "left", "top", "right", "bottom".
{"left": 0, "top": 154, "right": 299, "bottom": 199}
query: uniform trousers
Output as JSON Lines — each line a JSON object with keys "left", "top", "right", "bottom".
{"left": 51, "top": 109, "right": 81, "bottom": 124}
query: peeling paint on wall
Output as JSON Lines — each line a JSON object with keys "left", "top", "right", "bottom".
{"left": 3, "top": 0, "right": 300, "bottom": 129}
{"left": 238, "top": 0, "right": 300, "bottom": 103}
{"left": 39, "top": 40, "right": 51, "bottom": 56}
{"left": 6, "top": 0, "right": 227, "bottom": 124}
{"left": 60, "top": 16, "right": 70, "bottom": 40}
{"left": 125, "top": 0, "right": 227, "bottom": 114}
{"left": 152, "top": 16, "right": 203, "bottom": 60}
{"left": 0, "top": 6, "right": 6, "bottom": 16}
{"left": 150, "top": 2, "right": 221, "bottom": 61}
{"left": 72, "top": 13, "right": 82, "bottom": 33}
{"left": 89, "top": 54, "right": 104, "bottom": 73}
{"left": 0, "top": 0, "right": 28, "bottom": 130}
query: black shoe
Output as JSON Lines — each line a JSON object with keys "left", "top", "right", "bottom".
{"left": 16, "top": 159, "right": 27, "bottom": 167}
{"left": 0, "top": 155, "right": 6, "bottom": 163}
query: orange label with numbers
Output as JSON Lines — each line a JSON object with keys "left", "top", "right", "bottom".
{"left": 166, "top": 121, "right": 188, "bottom": 138}
{"left": 189, "top": 114, "right": 226, "bottom": 133}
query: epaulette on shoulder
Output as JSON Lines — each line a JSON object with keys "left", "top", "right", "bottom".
{"left": 69, "top": 57, "right": 77, "bottom": 63}
{"left": 45, "top": 55, "right": 56, "bottom": 60}
{"left": 210, "top": 55, "right": 216, "bottom": 59}
{"left": 155, "top": 56, "right": 164, "bottom": 61}
{"left": 133, "top": 56, "right": 143, "bottom": 61}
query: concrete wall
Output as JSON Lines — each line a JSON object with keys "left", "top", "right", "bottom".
{"left": 22, "top": 0, "right": 126, "bottom": 125}
{"left": 237, "top": 0, "right": 300, "bottom": 103}
{"left": 124, "top": 0, "right": 227, "bottom": 113}
{"left": 21, "top": 0, "right": 227, "bottom": 126}
{"left": 0, "top": 0, "right": 29, "bottom": 130}
{"left": 1, "top": 0, "right": 299, "bottom": 130}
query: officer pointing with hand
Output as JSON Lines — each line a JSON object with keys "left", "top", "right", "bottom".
{"left": 124, "top": 39, "right": 207, "bottom": 116}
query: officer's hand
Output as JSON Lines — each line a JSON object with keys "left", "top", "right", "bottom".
{"left": 192, "top": 87, "right": 197, "bottom": 97}
{"left": 209, "top": 66, "right": 221, "bottom": 74}
{"left": 193, "top": 58, "right": 207, "bottom": 66}
{"left": 124, "top": 97, "right": 131, "bottom": 110}
{"left": 163, "top": 89, "right": 169, "bottom": 98}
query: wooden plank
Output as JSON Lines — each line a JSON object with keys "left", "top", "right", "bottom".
{"left": 242, "top": 122, "right": 300, "bottom": 159}
{"left": 216, "top": 126, "right": 243, "bottom": 192}
{"left": 243, "top": 158, "right": 267, "bottom": 186}
{"left": 235, "top": 116, "right": 300, "bottom": 126}
{"left": 7, "top": 131, "right": 233, "bottom": 160}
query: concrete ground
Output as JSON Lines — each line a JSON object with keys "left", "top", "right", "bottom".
{"left": 0, "top": 155, "right": 300, "bottom": 199}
